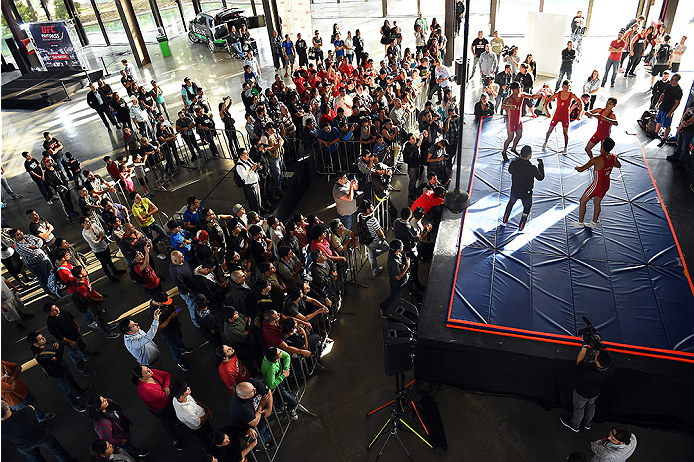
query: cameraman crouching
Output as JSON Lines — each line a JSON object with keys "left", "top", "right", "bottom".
{"left": 561, "top": 345, "right": 615, "bottom": 432}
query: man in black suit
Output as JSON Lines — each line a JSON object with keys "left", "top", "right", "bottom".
{"left": 86, "top": 83, "right": 119, "bottom": 131}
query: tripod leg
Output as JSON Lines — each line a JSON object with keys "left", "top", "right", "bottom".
{"left": 399, "top": 419, "right": 433, "bottom": 448}
{"left": 374, "top": 430, "right": 396, "bottom": 462}
{"left": 368, "top": 417, "right": 392, "bottom": 450}
{"left": 393, "top": 430, "right": 415, "bottom": 462}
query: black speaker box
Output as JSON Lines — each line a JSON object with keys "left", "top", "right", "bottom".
{"left": 386, "top": 299, "right": 419, "bottom": 326}
{"left": 382, "top": 322, "right": 413, "bottom": 376}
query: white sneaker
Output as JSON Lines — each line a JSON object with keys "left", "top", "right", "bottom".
{"left": 288, "top": 409, "right": 299, "bottom": 421}
{"left": 46, "top": 200, "right": 53, "bottom": 206}
{"left": 584, "top": 221, "right": 597, "bottom": 229}
{"left": 571, "top": 221, "right": 585, "bottom": 229}
{"left": 156, "top": 253, "right": 167, "bottom": 260}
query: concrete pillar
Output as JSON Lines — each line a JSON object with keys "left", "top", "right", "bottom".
{"left": 444, "top": 0, "right": 455, "bottom": 66}
{"left": 585, "top": 0, "right": 594, "bottom": 34}
{"left": 661, "top": 0, "right": 679, "bottom": 33}
{"left": 1, "top": 0, "right": 31, "bottom": 73}
{"left": 149, "top": 0, "right": 166, "bottom": 33}
{"left": 89, "top": 0, "right": 111, "bottom": 46}
{"left": 175, "top": 0, "right": 187, "bottom": 31}
{"left": 489, "top": 0, "right": 498, "bottom": 36}
{"left": 114, "top": 0, "right": 150, "bottom": 68}
{"left": 382, "top": 0, "right": 387, "bottom": 18}
{"left": 539, "top": 0, "right": 544, "bottom": 12}
{"left": 63, "top": 0, "right": 89, "bottom": 46}
{"left": 192, "top": 0, "right": 202, "bottom": 15}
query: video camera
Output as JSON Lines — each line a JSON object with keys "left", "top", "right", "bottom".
{"left": 577, "top": 316, "right": 605, "bottom": 351}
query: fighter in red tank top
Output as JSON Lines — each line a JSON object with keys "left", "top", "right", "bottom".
{"left": 542, "top": 81, "right": 583, "bottom": 155}
{"left": 501, "top": 82, "right": 542, "bottom": 162}
{"left": 584, "top": 97, "right": 619, "bottom": 157}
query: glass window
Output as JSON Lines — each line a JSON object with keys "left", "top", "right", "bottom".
{"left": 73, "top": 0, "right": 107, "bottom": 45}
{"left": 589, "top": 1, "right": 637, "bottom": 41}
{"left": 495, "top": 0, "right": 541, "bottom": 36}
{"left": 93, "top": 1, "right": 128, "bottom": 45}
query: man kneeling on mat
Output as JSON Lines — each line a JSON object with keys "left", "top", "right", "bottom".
{"left": 501, "top": 145, "right": 545, "bottom": 231}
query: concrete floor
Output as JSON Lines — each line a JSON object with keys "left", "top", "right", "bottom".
{"left": 2, "top": 5, "right": 694, "bottom": 462}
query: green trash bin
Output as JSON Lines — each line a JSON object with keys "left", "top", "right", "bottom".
{"left": 158, "top": 36, "right": 171, "bottom": 57}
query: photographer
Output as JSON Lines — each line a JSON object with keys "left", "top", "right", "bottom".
{"left": 474, "top": 94, "right": 495, "bottom": 123}
{"left": 560, "top": 343, "right": 615, "bottom": 433}
{"left": 426, "top": 139, "right": 450, "bottom": 185}
{"left": 495, "top": 64, "right": 513, "bottom": 114}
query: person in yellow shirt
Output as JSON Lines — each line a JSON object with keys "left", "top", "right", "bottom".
{"left": 129, "top": 192, "right": 168, "bottom": 260}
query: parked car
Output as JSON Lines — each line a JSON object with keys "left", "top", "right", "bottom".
{"left": 188, "top": 8, "right": 247, "bottom": 53}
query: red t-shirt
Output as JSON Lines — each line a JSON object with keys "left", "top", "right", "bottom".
{"left": 310, "top": 238, "right": 334, "bottom": 257}
{"left": 218, "top": 357, "right": 251, "bottom": 395}
{"left": 609, "top": 39, "right": 626, "bottom": 61}
{"left": 134, "top": 264, "right": 160, "bottom": 290}
{"left": 411, "top": 190, "right": 444, "bottom": 215}
{"left": 57, "top": 262, "right": 75, "bottom": 294}
{"left": 137, "top": 368, "right": 171, "bottom": 412}
{"left": 263, "top": 320, "right": 283, "bottom": 348}
{"left": 106, "top": 163, "right": 121, "bottom": 182}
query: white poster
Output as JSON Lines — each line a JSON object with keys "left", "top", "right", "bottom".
{"left": 525, "top": 12, "right": 569, "bottom": 77}
{"left": 276, "top": 0, "right": 313, "bottom": 39}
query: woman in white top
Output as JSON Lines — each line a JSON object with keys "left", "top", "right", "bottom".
{"left": 344, "top": 31, "right": 354, "bottom": 64}
{"left": 583, "top": 70, "right": 601, "bottom": 110}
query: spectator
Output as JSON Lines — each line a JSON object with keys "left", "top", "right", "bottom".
{"left": 555, "top": 41, "right": 576, "bottom": 91}
{"left": 130, "top": 192, "right": 168, "bottom": 260}
{"left": 21, "top": 151, "right": 53, "bottom": 205}
{"left": 261, "top": 347, "right": 298, "bottom": 420}
{"left": 119, "top": 308, "right": 161, "bottom": 366}
{"left": 590, "top": 428, "right": 637, "bottom": 462}
{"left": 183, "top": 196, "right": 203, "bottom": 233}
{"left": 654, "top": 73, "right": 682, "bottom": 146}
{"left": 1, "top": 361, "right": 55, "bottom": 422}
{"left": 194, "top": 259, "right": 226, "bottom": 308}
{"left": 671, "top": 35, "right": 687, "bottom": 72}
{"left": 0, "top": 401, "right": 71, "bottom": 462}
{"left": 470, "top": 31, "right": 489, "bottom": 77}
{"left": 212, "top": 426, "right": 257, "bottom": 461}
{"left": 87, "top": 395, "right": 149, "bottom": 458}
{"left": 602, "top": 31, "right": 626, "bottom": 88}
{"left": 27, "top": 332, "right": 91, "bottom": 412}
{"left": 89, "top": 440, "right": 136, "bottom": 462}
{"left": 379, "top": 239, "right": 422, "bottom": 317}
{"left": 170, "top": 380, "right": 214, "bottom": 451}
{"left": 170, "top": 250, "right": 199, "bottom": 327}
{"left": 356, "top": 200, "right": 389, "bottom": 276}
{"left": 2, "top": 278, "right": 32, "bottom": 330}
{"left": 132, "top": 365, "right": 182, "bottom": 450}
{"left": 150, "top": 291, "right": 193, "bottom": 371}
{"left": 215, "top": 342, "right": 251, "bottom": 395}
{"left": 72, "top": 265, "right": 120, "bottom": 339}
{"left": 474, "top": 94, "right": 495, "bottom": 122}
{"left": 10, "top": 229, "right": 57, "bottom": 298}
{"left": 44, "top": 303, "right": 97, "bottom": 376}
{"left": 195, "top": 294, "right": 222, "bottom": 345}
{"left": 132, "top": 241, "right": 163, "bottom": 296}
{"left": 229, "top": 380, "right": 274, "bottom": 450}
{"left": 479, "top": 44, "right": 498, "bottom": 83}
{"left": 80, "top": 217, "right": 124, "bottom": 282}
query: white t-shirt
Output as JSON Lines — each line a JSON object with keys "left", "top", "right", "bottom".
{"left": 344, "top": 37, "right": 354, "bottom": 55}
{"left": 173, "top": 394, "right": 206, "bottom": 429}
{"left": 673, "top": 43, "right": 687, "bottom": 63}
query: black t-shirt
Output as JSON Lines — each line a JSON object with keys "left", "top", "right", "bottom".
{"left": 387, "top": 251, "right": 407, "bottom": 284}
{"left": 42, "top": 137, "right": 61, "bottom": 155}
{"left": 296, "top": 39, "right": 307, "bottom": 54}
{"left": 211, "top": 426, "right": 248, "bottom": 462}
{"left": 196, "top": 114, "right": 215, "bottom": 130}
{"left": 680, "top": 107, "right": 694, "bottom": 133}
{"left": 0, "top": 407, "right": 46, "bottom": 445}
{"left": 46, "top": 310, "right": 80, "bottom": 342}
{"left": 140, "top": 92, "right": 155, "bottom": 108}
{"left": 250, "top": 239, "right": 269, "bottom": 263}
{"left": 660, "top": 84, "right": 683, "bottom": 113}
{"left": 24, "top": 159, "right": 43, "bottom": 182}
{"left": 652, "top": 79, "right": 670, "bottom": 100}
{"left": 393, "top": 219, "right": 417, "bottom": 252}
{"left": 28, "top": 219, "right": 50, "bottom": 239}
{"left": 176, "top": 116, "right": 195, "bottom": 136}
{"left": 471, "top": 37, "right": 489, "bottom": 57}
{"left": 229, "top": 378, "right": 269, "bottom": 429}
{"left": 148, "top": 301, "right": 182, "bottom": 334}
{"left": 508, "top": 158, "right": 545, "bottom": 196}
{"left": 575, "top": 360, "right": 615, "bottom": 399}
{"left": 561, "top": 48, "right": 576, "bottom": 68}
{"left": 282, "top": 296, "right": 306, "bottom": 318}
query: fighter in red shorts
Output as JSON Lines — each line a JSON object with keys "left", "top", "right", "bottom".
{"left": 583, "top": 97, "right": 619, "bottom": 157}
{"left": 542, "top": 80, "right": 583, "bottom": 154}
{"left": 573, "top": 137, "right": 621, "bottom": 229}
{"left": 501, "top": 82, "right": 542, "bottom": 162}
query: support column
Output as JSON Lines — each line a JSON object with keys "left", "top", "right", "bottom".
{"left": 63, "top": 0, "right": 88, "bottom": 46}
{"left": 636, "top": 0, "right": 646, "bottom": 17}
{"left": 661, "top": 0, "right": 679, "bottom": 33}
{"left": 1, "top": 0, "right": 31, "bottom": 73}
{"left": 39, "top": 0, "right": 51, "bottom": 20}
{"left": 89, "top": 0, "right": 111, "bottom": 45}
{"left": 114, "top": 0, "right": 150, "bottom": 68}
{"left": 261, "top": 0, "right": 276, "bottom": 59}
{"left": 270, "top": 0, "right": 281, "bottom": 34}
{"left": 382, "top": 0, "right": 387, "bottom": 18}
{"left": 250, "top": 0, "right": 257, "bottom": 16}
{"left": 444, "top": 0, "right": 455, "bottom": 66}
{"left": 192, "top": 0, "right": 202, "bottom": 15}
{"left": 148, "top": 0, "right": 165, "bottom": 32}
{"left": 175, "top": 0, "right": 187, "bottom": 31}
{"left": 585, "top": 0, "right": 594, "bottom": 34}
{"left": 539, "top": 0, "right": 544, "bottom": 12}
{"left": 489, "top": 0, "right": 497, "bottom": 36}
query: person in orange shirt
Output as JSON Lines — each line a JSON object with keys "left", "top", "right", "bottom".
{"left": 1, "top": 361, "right": 55, "bottom": 421}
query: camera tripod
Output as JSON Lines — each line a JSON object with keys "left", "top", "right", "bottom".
{"left": 366, "top": 374, "right": 432, "bottom": 461}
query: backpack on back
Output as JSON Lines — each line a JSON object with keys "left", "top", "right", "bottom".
{"left": 656, "top": 44, "right": 671, "bottom": 64}
{"left": 233, "top": 164, "right": 246, "bottom": 188}
{"left": 129, "top": 266, "right": 147, "bottom": 285}
{"left": 356, "top": 214, "right": 374, "bottom": 246}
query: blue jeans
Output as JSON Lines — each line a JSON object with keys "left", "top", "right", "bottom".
{"left": 570, "top": 389, "right": 596, "bottom": 428}
{"left": 35, "top": 180, "right": 52, "bottom": 202}
{"left": 673, "top": 130, "right": 694, "bottom": 167}
{"left": 273, "top": 382, "right": 297, "bottom": 411}
{"left": 602, "top": 58, "right": 619, "bottom": 86}
{"left": 179, "top": 292, "right": 200, "bottom": 327}
{"left": 27, "top": 258, "right": 56, "bottom": 297}
{"left": 1, "top": 173, "right": 19, "bottom": 199}
{"left": 232, "top": 42, "right": 243, "bottom": 57}
{"left": 10, "top": 389, "right": 51, "bottom": 421}
{"left": 366, "top": 238, "right": 390, "bottom": 275}
{"left": 16, "top": 430, "right": 72, "bottom": 462}
{"left": 555, "top": 67, "right": 573, "bottom": 91}
{"left": 160, "top": 328, "right": 187, "bottom": 365}
{"left": 53, "top": 368, "right": 82, "bottom": 408}
{"left": 408, "top": 166, "right": 420, "bottom": 198}
{"left": 338, "top": 213, "right": 355, "bottom": 231}
{"left": 141, "top": 221, "right": 168, "bottom": 248}
{"left": 64, "top": 335, "right": 91, "bottom": 372}
{"left": 201, "top": 130, "right": 219, "bottom": 157}
{"left": 269, "top": 157, "right": 283, "bottom": 192}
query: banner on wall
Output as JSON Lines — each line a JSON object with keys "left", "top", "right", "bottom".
{"left": 276, "top": 0, "right": 313, "bottom": 40}
{"left": 525, "top": 12, "right": 569, "bottom": 77}
{"left": 26, "top": 21, "right": 83, "bottom": 70}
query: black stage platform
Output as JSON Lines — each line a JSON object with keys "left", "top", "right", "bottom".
{"left": 415, "top": 118, "right": 694, "bottom": 432}
{"left": 1, "top": 69, "right": 103, "bottom": 109}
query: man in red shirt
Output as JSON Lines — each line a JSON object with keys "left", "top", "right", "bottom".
{"left": 216, "top": 343, "right": 251, "bottom": 395}
{"left": 338, "top": 56, "right": 354, "bottom": 78}
{"left": 602, "top": 31, "right": 626, "bottom": 88}
{"left": 411, "top": 186, "right": 446, "bottom": 220}
{"left": 261, "top": 310, "right": 312, "bottom": 358}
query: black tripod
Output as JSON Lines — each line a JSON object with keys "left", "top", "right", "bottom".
{"left": 366, "top": 374, "right": 432, "bottom": 461}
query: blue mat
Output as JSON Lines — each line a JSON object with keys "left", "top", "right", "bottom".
{"left": 447, "top": 117, "right": 694, "bottom": 362}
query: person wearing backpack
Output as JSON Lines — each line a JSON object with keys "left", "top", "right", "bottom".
{"left": 650, "top": 35, "right": 673, "bottom": 90}
{"left": 356, "top": 200, "right": 389, "bottom": 277}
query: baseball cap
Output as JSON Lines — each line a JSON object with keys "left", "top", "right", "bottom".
{"left": 232, "top": 204, "right": 244, "bottom": 214}
{"left": 247, "top": 211, "right": 258, "bottom": 221}
{"left": 153, "top": 291, "right": 173, "bottom": 304}
{"left": 194, "top": 230, "right": 209, "bottom": 241}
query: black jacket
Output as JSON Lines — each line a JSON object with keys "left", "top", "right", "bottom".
{"left": 508, "top": 158, "right": 545, "bottom": 196}
{"left": 87, "top": 90, "right": 107, "bottom": 110}
{"left": 31, "top": 342, "right": 68, "bottom": 377}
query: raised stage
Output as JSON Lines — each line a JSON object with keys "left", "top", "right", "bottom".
{"left": 1, "top": 69, "right": 103, "bottom": 109}
{"left": 415, "top": 116, "right": 694, "bottom": 431}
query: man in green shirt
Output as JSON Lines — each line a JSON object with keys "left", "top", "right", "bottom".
{"left": 261, "top": 347, "right": 298, "bottom": 420}
{"left": 129, "top": 192, "right": 168, "bottom": 260}
{"left": 490, "top": 31, "right": 504, "bottom": 73}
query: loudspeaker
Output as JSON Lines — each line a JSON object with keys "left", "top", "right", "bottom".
{"left": 382, "top": 322, "right": 413, "bottom": 376}
{"left": 386, "top": 299, "right": 419, "bottom": 326}
{"left": 246, "top": 15, "right": 266, "bottom": 29}
{"left": 455, "top": 57, "right": 466, "bottom": 85}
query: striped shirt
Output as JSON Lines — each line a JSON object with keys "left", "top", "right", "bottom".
{"left": 13, "top": 235, "right": 47, "bottom": 265}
